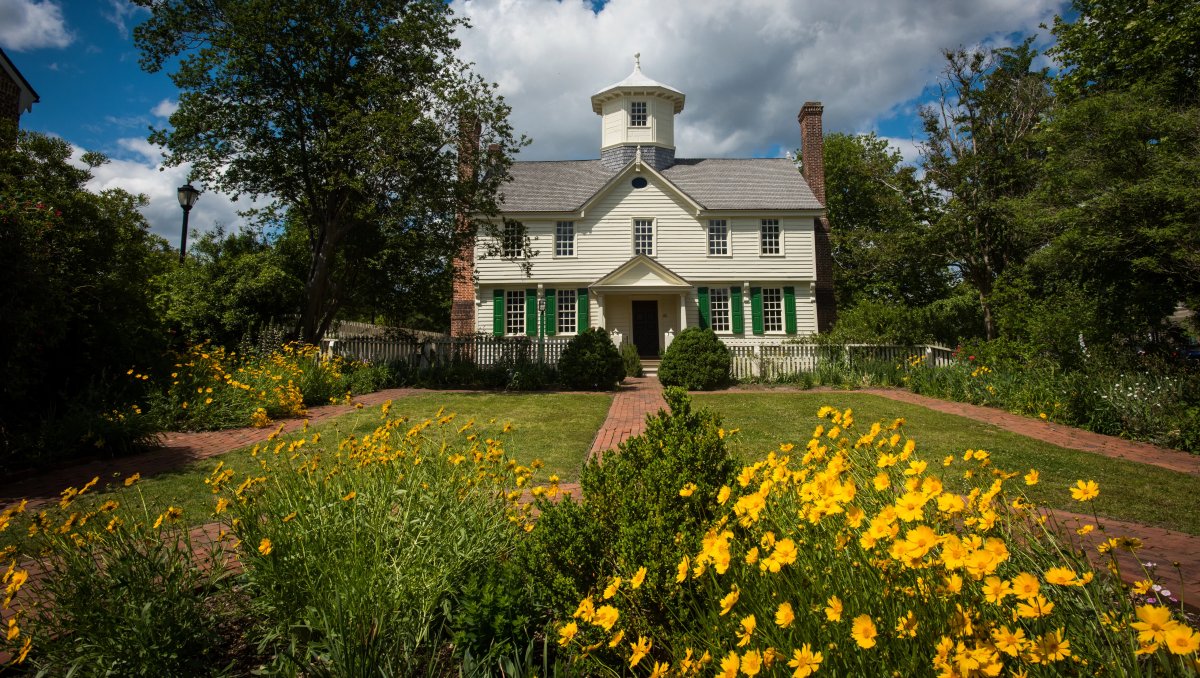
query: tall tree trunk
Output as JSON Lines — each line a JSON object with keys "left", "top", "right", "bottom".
{"left": 979, "top": 288, "right": 996, "bottom": 340}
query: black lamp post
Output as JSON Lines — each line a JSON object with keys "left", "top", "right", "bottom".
{"left": 538, "top": 295, "right": 546, "bottom": 364}
{"left": 177, "top": 183, "right": 201, "bottom": 263}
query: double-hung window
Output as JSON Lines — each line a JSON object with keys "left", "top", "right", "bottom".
{"left": 502, "top": 222, "right": 523, "bottom": 258}
{"left": 760, "top": 219, "right": 781, "bottom": 255}
{"left": 761, "top": 287, "right": 783, "bottom": 332}
{"left": 633, "top": 218, "right": 654, "bottom": 255}
{"left": 709, "top": 287, "right": 731, "bottom": 332}
{"left": 707, "top": 220, "right": 729, "bottom": 256}
{"left": 557, "top": 290, "right": 577, "bottom": 334}
{"left": 505, "top": 290, "right": 525, "bottom": 335}
{"left": 555, "top": 221, "right": 575, "bottom": 257}
{"left": 630, "top": 101, "right": 647, "bottom": 127}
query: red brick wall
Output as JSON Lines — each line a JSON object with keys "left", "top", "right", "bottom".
{"left": 799, "top": 102, "right": 837, "bottom": 332}
{"left": 449, "top": 118, "right": 481, "bottom": 337}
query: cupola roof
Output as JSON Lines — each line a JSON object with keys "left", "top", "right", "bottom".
{"left": 591, "top": 53, "right": 685, "bottom": 114}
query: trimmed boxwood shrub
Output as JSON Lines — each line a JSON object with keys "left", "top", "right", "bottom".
{"left": 619, "top": 341, "right": 643, "bottom": 378}
{"left": 658, "top": 327, "right": 731, "bottom": 390}
{"left": 557, "top": 328, "right": 624, "bottom": 390}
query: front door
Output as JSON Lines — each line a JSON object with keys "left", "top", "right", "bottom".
{"left": 631, "top": 300, "right": 659, "bottom": 358}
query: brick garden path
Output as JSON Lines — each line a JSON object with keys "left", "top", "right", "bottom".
{"left": 586, "top": 377, "right": 667, "bottom": 462}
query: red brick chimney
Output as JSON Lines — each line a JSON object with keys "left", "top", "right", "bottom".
{"left": 450, "top": 117, "right": 481, "bottom": 338}
{"left": 799, "top": 101, "right": 836, "bottom": 332}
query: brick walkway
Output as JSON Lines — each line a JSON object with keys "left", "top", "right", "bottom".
{"left": 587, "top": 377, "right": 667, "bottom": 462}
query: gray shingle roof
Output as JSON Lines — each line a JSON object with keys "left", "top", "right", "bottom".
{"left": 499, "top": 157, "right": 822, "bottom": 212}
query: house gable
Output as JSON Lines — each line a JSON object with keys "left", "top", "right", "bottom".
{"left": 591, "top": 254, "right": 691, "bottom": 293}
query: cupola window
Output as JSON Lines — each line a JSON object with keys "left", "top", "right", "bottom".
{"left": 630, "top": 101, "right": 647, "bottom": 127}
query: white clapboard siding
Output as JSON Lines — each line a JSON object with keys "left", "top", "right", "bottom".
{"left": 475, "top": 173, "right": 816, "bottom": 284}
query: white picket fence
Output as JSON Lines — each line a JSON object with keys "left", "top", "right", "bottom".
{"left": 322, "top": 334, "right": 955, "bottom": 380}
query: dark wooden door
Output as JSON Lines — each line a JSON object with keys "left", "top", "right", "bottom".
{"left": 631, "top": 300, "right": 659, "bottom": 358}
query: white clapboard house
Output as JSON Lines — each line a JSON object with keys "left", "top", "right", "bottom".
{"left": 450, "top": 57, "right": 835, "bottom": 358}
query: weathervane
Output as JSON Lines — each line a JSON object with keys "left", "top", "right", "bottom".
{"left": 634, "top": 52, "right": 641, "bottom": 70}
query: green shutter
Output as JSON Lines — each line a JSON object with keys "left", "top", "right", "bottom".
{"left": 544, "top": 289, "right": 557, "bottom": 336}
{"left": 525, "top": 289, "right": 538, "bottom": 336}
{"left": 784, "top": 286, "right": 797, "bottom": 334}
{"left": 730, "top": 286, "right": 744, "bottom": 334}
{"left": 697, "top": 287, "right": 710, "bottom": 330}
{"left": 577, "top": 288, "right": 589, "bottom": 330}
{"left": 750, "top": 287, "right": 764, "bottom": 335}
{"left": 492, "top": 288, "right": 504, "bottom": 336}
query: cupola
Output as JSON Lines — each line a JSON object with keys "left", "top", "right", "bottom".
{"left": 591, "top": 54, "right": 685, "bottom": 172}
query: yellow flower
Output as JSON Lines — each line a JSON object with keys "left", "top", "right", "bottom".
{"left": 631, "top": 566, "right": 647, "bottom": 589}
{"left": 1033, "top": 628, "right": 1071, "bottom": 663}
{"left": 341, "top": 490, "right": 357, "bottom": 501}
{"left": 1165, "top": 625, "right": 1199, "bottom": 655}
{"left": 741, "top": 649, "right": 762, "bottom": 675}
{"left": 717, "top": 485, "right": 732, "bottom": 504}
{"left": 1070, "top": 479, "right": 1099, "bottom": 502}
{"left": 982, "top": 576, "right": 1013, "bottom": 604}
{"left": 717, "top": 651, "right": 740, "bottom": 678}
{"left": 775, "top": 601, "right": 795, "bottom": 628}
{"left": 629, "top": 635, "right": 651, "bottom": 668}
{"left": 1131, "top": 604, "right": 1175, "bottom": 645}
{"left": 557, "top": 621, "right": 578, "bottom": 647}
{"left": 573, "top": 596, "right": 595, "bottom": 622}
{"left": 258, "top": 538, "right": 273, "bottom": 556}
{"left": 1024, "top": 469, "right": 1039, "bottom": 485}
{"left": 745, "top": 546, "right": 760, "bottom": 564}
{"left": 719, "top": 584, "right": 740, "bottom": 616}
{"left": 824, "top": 595, "right": 843, "bottom": 622}
{"left": 1010, "top": 572, "right": 1040, "bottom": 600}
{"left": 1044, "top": 566, "right": 1078, "bottom": 586}
{"left": 124, "top": 473, "right": 141, "bottom": 487}
{"left": 603, "top": 576, "right": 622, "bottom": 599}
{"left": 991, "top": 625, "right": 1026, "bottom": 656}
{"left": 676, "top": 555, "right": 690, "bottom": 583}
{"left": 608, "top": 629, "right": 625, "bottom": 648}
{"left": 593, "top": 604, "right": 619, "bottom": 631}
{"left": 851, "top": 615, "right": 877, "bottom": 649}
{"left": 648, "top": 661, "right": 669, "bottom": 678}
{"left": 1131, "top": 579, "right": 1153, "bottom": 595}
{"left": 788, "top": 643, "right": 823, "bottom": 677}
{"left": 679, "top": 482, "right": 697, "bottom": 497}
{"left": 736, "top": 614, "right": 756, "bottom": 647}
{"left": 1016, "top": 594, "right": 1055, "bottom": 619}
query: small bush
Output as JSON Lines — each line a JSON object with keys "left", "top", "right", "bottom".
{"left": 557, "top": 329, "right": 624, "bottom": 390}
{"left": 517, "top": 388, "right": 737, "bottom": 632}
{"left": 620, "top": 341, "right": 643, "bottom": 379}
{"left": 658, "top": 327, "right": 731, "bottom": 390}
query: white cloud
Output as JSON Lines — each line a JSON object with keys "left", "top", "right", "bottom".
{"left": 0, "top": 0, "right": 71, "bottom": 51}
{"left": 74, "top": 138, "right": 260, "bottom": 243}
{"left": 102, "top": 0, "right": 149, "bottom": 39}
{"left": 451, "top": 0, "right": 1064, "bottom": 160}
{"left": 151, "top": 98, "right": 179, "bottom": 118}
{"left": 882, "top": 136, "right": 922, "bottom": 166}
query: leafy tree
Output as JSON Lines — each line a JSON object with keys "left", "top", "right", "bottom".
{"left": 1049, "top": 0, "right": 1199, "bottom": 106}
{"left": 0, "top": 131, "right": 170, "bottom": 468}
{"left": 919, "top": 39, "right": 1054, "bottom": 339}
{"left": 154, "top": 225, "right": 305, "bottom": 346}
{"left": 823, "top": 132, "right": 947, "bottom": 308}
{"left": 133, "top": 0, "right": 522, "bottom": 343}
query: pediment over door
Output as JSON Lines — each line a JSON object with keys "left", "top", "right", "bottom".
{"left": 591, "top": 254, "right": 692, "bottom": 294}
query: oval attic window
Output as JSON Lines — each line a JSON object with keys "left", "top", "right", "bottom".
{"left": 631, "top": 177, "right": 648, "bottom": 189}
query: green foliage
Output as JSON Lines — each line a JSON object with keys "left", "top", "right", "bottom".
{"left": 919, "top": 39, "right": 1053, "bottom": 339}
{"left": 155, "top": 226, "right": 304, "bottom": 348}
{"left": 223, "top": 407, "right": 531, "bottom": 674}
{"left": 620, "top": 341, "right": 643, "bottom": 378}
{"left": 557, "top": 329, "right": 624, "bottom": 390}
{"left": 824, "top": 132, "right": 948, "bottom": 308}
{"left": 10, "top": 486, "right": 235, "bottom": 675}
{"left": 518, "top": 389, "right": 737, "bottom": 638}
{"left": 825, "top": 295, "right": 983, "bottom": 347}
{"left": 658, "top": 328, "right": 732, "bottom": 390}
{"left": 447, "top": 557, "right": 539, "bottom": 661}
{"left": 133, "top": 0, "right": 523, "bottom": 342}
{"left": 0, "top": 131, "right": 171, "bottom": 473}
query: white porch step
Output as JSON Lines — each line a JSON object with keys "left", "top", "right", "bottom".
{"left": 640, "top": 359, "right": 661, "bottom": 378}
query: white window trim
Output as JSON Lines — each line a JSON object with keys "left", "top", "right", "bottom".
{"left": 707, "top": 219, "right": 732, "bottom": 258}
{"left": 709, "top": 286, "right": 732, "bottom": 333}
{"left": 629, "top": 100, "right": 648, "bottom": 128}
{"left": 504, "top": 289, "right": 526, "bottom": 336}
{"left": 759, "top": 219, "right": 784, "bottom": 257}
{"left": 556, "top": 289, "right": 578, "bottom": 335}
{"left": 632, "top": 217, "right": 656, "bottom": 256}
{"left": 761, "top": 286, "right": 785, "bottom": 334}
{"left": 502, "top": 222, "right": 524, "bottom": 258}
{"left": 554, "top": 221, "right": 576, "bottom": 258}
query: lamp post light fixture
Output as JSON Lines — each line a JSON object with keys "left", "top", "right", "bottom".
{"left": 537, "top": 295, "right": 547, "bottom": 364}
{"left": 176, "top": 183, "right": 201, "bottom": 263}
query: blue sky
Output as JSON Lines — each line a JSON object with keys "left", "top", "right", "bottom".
{"left": 2, "top": 0, "right": 1069, "bottom": 238}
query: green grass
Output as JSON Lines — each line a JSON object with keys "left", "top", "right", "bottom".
{"left": 2, "top": 393, "right": 611, "bottom": 552}
{"left": 692, "top": 392, "right": 1200, "bottom": 536}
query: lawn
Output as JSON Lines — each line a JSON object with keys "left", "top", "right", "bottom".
{"left": 1, "top": 393, "right": 611, "bottom": 551}
{"left": 692, "top": 391, "right": 1200, "bottom": 536}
